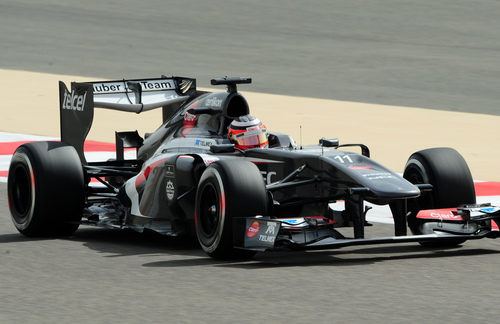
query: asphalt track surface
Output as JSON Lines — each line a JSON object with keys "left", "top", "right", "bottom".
{"left": 2, "top": 1, "right": 500, "bottom": 323}
{"left": 2, "top": 0, "right": 500, "bottom": 115}
{"left": 2, "top": 182, "right": 500, "bottom": 323}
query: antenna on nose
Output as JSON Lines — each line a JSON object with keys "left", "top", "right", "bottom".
{"left": 300, "top": 125, "right": 303, "bottom": 150}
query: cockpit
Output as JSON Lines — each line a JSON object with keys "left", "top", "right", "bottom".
{"left": 175, "top": 90, "right": 250, "bottom": 139}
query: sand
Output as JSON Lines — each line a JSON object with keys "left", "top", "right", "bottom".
{"left": 1, "top": 68, "right": 498, "bottom": 180}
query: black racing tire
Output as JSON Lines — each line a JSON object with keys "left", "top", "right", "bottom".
{"left": 403, "top": 147, "right": 476, "bottom": 247}
{"left": 7, "top": 141, "right": 85, "bottom": 236}
{"left": 195, "top": 160, "right": 267, "bottom": 259}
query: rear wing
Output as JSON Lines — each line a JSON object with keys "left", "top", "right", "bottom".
{"left": 59, "top": 76, "right": 196, "bottom": 163}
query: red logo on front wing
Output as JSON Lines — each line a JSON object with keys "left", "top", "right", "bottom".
{"left": 416, "top": 209, "right": 462, "bottom": 220}
{"left": 246, "top": 221, "right": 260, "bottom": 238}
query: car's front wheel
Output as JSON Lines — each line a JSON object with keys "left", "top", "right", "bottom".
{"left": 403, "top": 147, "right": 476, "bottom": 246}
{"left": 195, "top": 160, "right": 267, "bottom": 259}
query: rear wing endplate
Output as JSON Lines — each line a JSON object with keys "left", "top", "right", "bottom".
{"left": 59, "top": 76, "right": 195, "bottom": 163}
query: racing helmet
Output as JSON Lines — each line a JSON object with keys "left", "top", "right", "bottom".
{"left": 228, "top": 115, "right": 269, "bottom": 149}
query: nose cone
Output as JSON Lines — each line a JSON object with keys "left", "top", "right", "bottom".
{"left": 365, "top": 176, "right": 420, "bottom": 199}
{"left": 327, "top": 153, "right": 421, "bottom": 199}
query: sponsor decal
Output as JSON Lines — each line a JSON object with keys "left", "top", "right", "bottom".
{"left": 181, "top": 112, "right": 197, "bottom": 137}
{"left": 138, "top": 80, "right": 173, "bottom": 90}
{"left": 258, "top": 222, "right": 279, "bottom": 243}
{"left": 62, "top": 88, "right": 87, "bottom": 111}
{"left": 417, "top": 209, "right": 462, "bottom": 220}
{"left": 279, "top": 217, "right": 335, "bottom": 228}
{"left": 93, "top": 83, "right": 123, "bottom": 93}
{"left": 184, "top": 112, "right": 197, "bottom": 122}
{"left": 258, "top": 234, "right": 275, "bottom": 242}
{"left": 205, "top": 97, "right": 223, "bottom": 108}
{"left": 93, "top": 80, "right": 173, "bottom": 94}
{"left": 243, "top": 219, "right": 280, "bottom": 248}
{"left": 265, "top": 222, "right": 277, "bottom": 235}
{"left": 280, "top": 218, "right": 304, "bottom": 225}
{"left": 199, "top": 154, "right": 220, "bottom": 166}
{"left": 362, "top": 172, "right": 394, "bottom": 180}
{"left": 165, "top": 164, "right": 175, "bottom": 178}
{"left": 246, "top": 126, "right": 259, "bottom": 133}
{"left": 279, "top": 218, "right": 308, "bottom": 228}
{"left": 195, "top": 139, "right": 213, "bottom": 147}
{"left": 246, "top": 221, "right": 260, "bottom": 238}
{"left": 479, "top": 207, "right": 500, "bottom": 214}
{"left": 166, "top": 180, "right": 175, "bottom": 200}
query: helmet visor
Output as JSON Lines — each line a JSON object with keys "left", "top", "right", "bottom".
{"left": 234, "top": 132, "right": 268, "bottom": 147}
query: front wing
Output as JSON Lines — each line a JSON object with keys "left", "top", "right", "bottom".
{"left": 233, "top": 205, "right": 500, "bottom": 251}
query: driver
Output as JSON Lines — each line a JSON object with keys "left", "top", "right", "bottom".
{"left": 228, "top": 115, "right": 269, "bottom": 149}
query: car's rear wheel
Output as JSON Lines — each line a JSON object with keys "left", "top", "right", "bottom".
{"left": 7, "top": 141, "right": 85, "bottom": 236}
{"left": 403, "top": 147, "right": 476, "bottom": 246}
{"left": 195, "top": 160, "right": 267, "bottom": 259}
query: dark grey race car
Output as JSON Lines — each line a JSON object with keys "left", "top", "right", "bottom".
{"left": 7, "top": 76, "right": 500, "bottom": 259}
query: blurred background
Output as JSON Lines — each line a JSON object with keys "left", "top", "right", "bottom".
{"left": 2, "top": 0, "right": 500, "bottom": 115}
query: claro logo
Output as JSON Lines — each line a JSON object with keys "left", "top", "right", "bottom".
{"left": 62, "top": 89, "right": 87, "bottom": 111}
{"left": 246, "top": 221, "right": 260, "bottom": 238}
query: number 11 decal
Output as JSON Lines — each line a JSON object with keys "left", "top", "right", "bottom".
{"left": 333, "top": 155, "right": 353, "bottom": 163}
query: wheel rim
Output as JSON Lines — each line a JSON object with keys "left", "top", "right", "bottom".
{"left": 11, "top": 164, "right": 33, "bottom": 221}
{"left": 199, "top": 183, "right": 220, "bottom": 238}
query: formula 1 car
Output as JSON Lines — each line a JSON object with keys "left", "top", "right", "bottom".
{"left": 7, "top": 76, "right": 500, "bottom": 259}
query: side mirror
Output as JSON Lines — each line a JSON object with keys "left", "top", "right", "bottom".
{"left": 319, "top": 138, "right": 339, "bottom": 148}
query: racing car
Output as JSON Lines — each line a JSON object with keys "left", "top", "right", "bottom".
{"left": 7, "top": 76, "right": 500, "bottom": 259}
